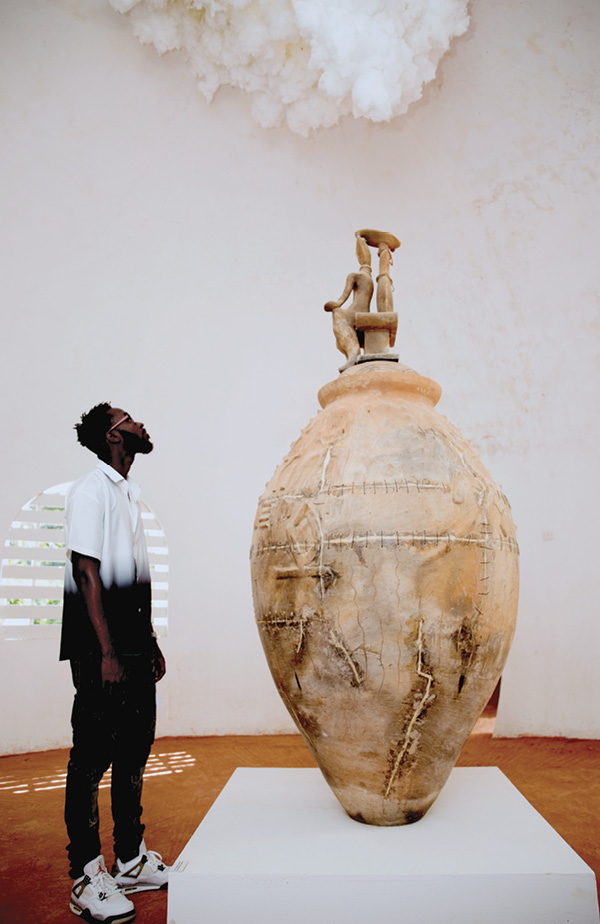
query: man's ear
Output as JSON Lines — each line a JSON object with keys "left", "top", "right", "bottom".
{"left": 106, "top": 430, "right": 121, "bottom": 444}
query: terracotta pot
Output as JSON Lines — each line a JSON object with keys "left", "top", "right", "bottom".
{"left": 250, "top": 361, "right": 519, "bottom": 825}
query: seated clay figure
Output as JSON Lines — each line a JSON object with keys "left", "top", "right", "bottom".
{"left": 324, "top": 234, "right": 373, "bottom": 370}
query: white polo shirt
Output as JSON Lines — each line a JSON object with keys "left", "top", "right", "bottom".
{"left": 60, "top": 461, "right": 153, "bottom": 660}
{"left": 64, "top": 461, "right": 150, "bottom": 590}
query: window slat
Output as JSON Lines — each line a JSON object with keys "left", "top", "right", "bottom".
{"left": 1, "top": 565, "right": 66, "bottom": 580}
{"left": 12, "top": 508, "right": 65, "bottom": 525}
{"left": 143, "top": 535, "right": 167, "bottom": 548}
{"left": 5, "top": 528, "right": 66, "bottom": 543}
{"left": 2, "top": 586, "right": 168, "bottom": 602}
{"left": 1, "top": 586, "right": 65, "bottom": 601}
{"left": 1, "top": 624, "right": 62, "bottom": 640}
{"left": 27, "top": 492, "right": 68, "bottom": 505}
{"left": 150, "top": 587, "right": 168, "bottom": 600}
{"left": 2, "top": 547, "right": 66, "bottom": 563}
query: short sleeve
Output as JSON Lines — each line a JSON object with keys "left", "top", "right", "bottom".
{"left": 65, "top": 483, "right": 104, "bottom": 562}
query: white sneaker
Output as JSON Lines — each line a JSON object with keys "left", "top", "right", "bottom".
{"left": 70, "top": 855, "right": 136, "bottom": 923}
{"left": 112, "top": 839, "right": 169, "bottom": 893}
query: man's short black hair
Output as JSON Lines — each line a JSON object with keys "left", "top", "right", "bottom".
{"left": 74, "top": 403, "right": 113, "bottom": 457}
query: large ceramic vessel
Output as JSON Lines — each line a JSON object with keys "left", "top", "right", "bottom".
{"left": 250, "top": 232, "right": 519, "bottom": 826}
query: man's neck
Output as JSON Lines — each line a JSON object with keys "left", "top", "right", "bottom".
{"left": 103, "top": 449, "right": 135, "bottom": 480}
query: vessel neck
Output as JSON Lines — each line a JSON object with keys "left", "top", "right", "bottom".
{"left": 318, "top": 361, "right": 442, "bottom": 409}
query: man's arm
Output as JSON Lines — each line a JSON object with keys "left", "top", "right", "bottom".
{"left": 324, "top": 273, "right": 357, "bottom": 311}
{"left": 72, "top": 552, "right": 124, "bottom": 684}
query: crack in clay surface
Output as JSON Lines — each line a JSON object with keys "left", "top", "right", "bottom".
{"left": 328, "top": 630, "right": 364, "bottom": 686}
{"left": 318, "top": 444, "right": 334, "bottom": 493}
{"left": 384, "top": 619, "right": 434, "bottom": 798}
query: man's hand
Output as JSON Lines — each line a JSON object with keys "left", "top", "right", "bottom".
{"left": 101, "top": 650, "right": 124, "bottom": 685}
{"left": 152, "top": 641, "right": 166, "bottom": 682}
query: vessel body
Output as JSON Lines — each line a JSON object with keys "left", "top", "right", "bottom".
{"left": 250, "top": 362, "right": 519, "bottom": 825}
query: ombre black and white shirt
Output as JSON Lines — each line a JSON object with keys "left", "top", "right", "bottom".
{"left": 59, "top": 461, "right": 154, "bottom": 661}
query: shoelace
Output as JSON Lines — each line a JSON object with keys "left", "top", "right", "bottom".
{"left": 143, "top": 850, "right": 166, "bottom": 872}
{"left": 89, "top": 866, "right": 121, "bottom": 899}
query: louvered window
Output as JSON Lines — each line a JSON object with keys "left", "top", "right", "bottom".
{"left": 0, "top": 484, "right": 168, "bottom": 640}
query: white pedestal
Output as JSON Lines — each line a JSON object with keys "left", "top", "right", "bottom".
{"left": 168, "top": 767, "right": 599, "bottom": 924}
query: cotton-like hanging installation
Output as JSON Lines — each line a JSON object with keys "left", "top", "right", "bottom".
{"left": 109, "top": 0, "right": 470, "bottom": 135}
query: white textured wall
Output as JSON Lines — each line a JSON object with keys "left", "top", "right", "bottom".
{"left": 1, "top": 0, "right": 598, "bottom": 752}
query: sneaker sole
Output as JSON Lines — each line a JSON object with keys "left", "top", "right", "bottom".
{"left": 117, "top": 881, "right": 168, "bottom": 894}
{"left": 69, "top": 901, "right": 137, "bottom": 924}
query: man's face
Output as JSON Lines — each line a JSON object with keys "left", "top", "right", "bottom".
{"left": 107, "top": 408, "right": 154, "bottom": 455}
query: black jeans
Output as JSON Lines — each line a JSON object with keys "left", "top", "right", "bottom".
{"left": 65, "top": 655, "right": 156, "bottom": 879}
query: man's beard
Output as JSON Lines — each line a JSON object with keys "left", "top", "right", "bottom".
{"left": 123, "top": 431, "right": 154, "bottom": 456}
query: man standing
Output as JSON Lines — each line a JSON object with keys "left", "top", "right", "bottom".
{"left": 60, "top": 403, "right": 168, "bottom": 923}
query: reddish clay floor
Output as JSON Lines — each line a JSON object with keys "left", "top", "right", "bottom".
{"left": 1, "top": 724, "right": 599, "bottom": 923}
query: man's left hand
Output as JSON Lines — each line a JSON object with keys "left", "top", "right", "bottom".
{"left": 152, "top": 641, "right": 166, "bottom": 682}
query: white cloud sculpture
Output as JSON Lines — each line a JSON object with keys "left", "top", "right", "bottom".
{"left": 109, "top": 0, "right": 470, "bottom": 136}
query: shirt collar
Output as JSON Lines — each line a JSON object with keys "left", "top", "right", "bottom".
{"left": 96, "top": 460, "right": 141, "bottom": 500}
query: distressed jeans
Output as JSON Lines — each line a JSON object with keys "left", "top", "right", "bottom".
{"left": 65, "top": 655, "right": 156, "bottom": 879}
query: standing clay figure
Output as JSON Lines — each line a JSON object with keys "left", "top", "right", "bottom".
{"left": 251, "top": 231, "right": 519, "bottom": 826}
